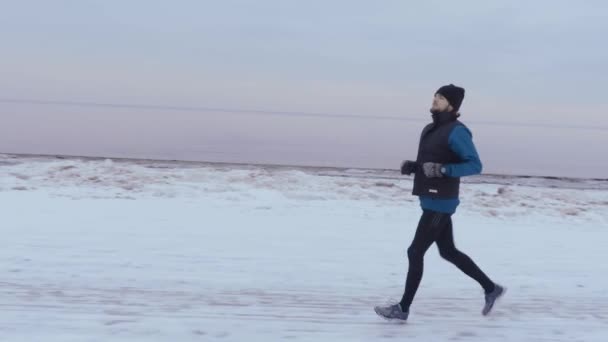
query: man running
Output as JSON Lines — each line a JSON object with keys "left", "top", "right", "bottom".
{"left": 374, "top": 84, "right": 505, "bottom": 321}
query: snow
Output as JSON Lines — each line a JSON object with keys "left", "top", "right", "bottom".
{"left": 1, "top": 154, "right": 607, "bottom": 341}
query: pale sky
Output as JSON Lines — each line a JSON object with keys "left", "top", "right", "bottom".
{"left": 1, "top": 1, "right": 607, "bottom": 178}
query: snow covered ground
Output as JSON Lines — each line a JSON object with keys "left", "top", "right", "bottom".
{"left": 1, "top": 154, "right": 607, "bottom": 341}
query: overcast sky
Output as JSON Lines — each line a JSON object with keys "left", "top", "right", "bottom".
{"left": 1, "top": 1, "right": 607, "bottom": 178}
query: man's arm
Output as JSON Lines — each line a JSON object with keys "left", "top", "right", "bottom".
{"left": 442, "top": 125, "right": 483, "bottom": 177}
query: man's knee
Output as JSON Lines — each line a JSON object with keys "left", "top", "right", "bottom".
{"left": 407, "top": 246, "right": 424, "bottom": 262}
{"left": 438, "top": 246, "right": 459, "bottom": 261}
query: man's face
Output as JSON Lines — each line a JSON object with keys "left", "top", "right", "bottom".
{"left": 431, "top": 93, "right": 452, "bottom": 113}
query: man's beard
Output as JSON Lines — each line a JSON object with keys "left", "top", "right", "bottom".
{"left": 430, "top": 107, "right": 442, "bottom": 115}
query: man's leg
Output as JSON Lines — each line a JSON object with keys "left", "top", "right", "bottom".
{"left": 399, "top": 210, "right": 451, "bottom": 310}
{"left": 435, "top": 216, "right": 495, "bottom": 293}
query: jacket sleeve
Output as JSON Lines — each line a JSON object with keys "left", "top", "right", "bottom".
{"left": 443, "top": 125, "right": 483, "bottom": 177}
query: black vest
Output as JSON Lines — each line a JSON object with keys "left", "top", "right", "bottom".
{"left": 412, "top": 112, "right": 465, "bottom": 198}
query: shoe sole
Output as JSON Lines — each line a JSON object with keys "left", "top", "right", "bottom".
{"left": 374, "top": 307, "right": 408, "bottom": 322}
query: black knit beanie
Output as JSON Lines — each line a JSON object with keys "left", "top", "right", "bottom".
{"left": 436, "top": 84, "right": 465, "bottom": 113}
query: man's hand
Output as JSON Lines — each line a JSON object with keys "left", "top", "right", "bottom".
{"left": 400, "top": 160, "right": 419, "bottom": 175}
{"left": 422, "top": 162, "right": 444, "bottom": 178}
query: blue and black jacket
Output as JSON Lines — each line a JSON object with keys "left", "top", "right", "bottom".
{"left": 412, "top": 112, "right": 482, "bottom": 214}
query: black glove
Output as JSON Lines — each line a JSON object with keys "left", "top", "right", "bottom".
{"left": 422, "top": 162, "right": 444, "bottom": 178}
{"left": 400, "top": 160, "right": 419, "bottom": 175}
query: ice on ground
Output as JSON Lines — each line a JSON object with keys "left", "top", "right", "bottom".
{"left": 1, "top": 154, "right": 607, "bottom": 341}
